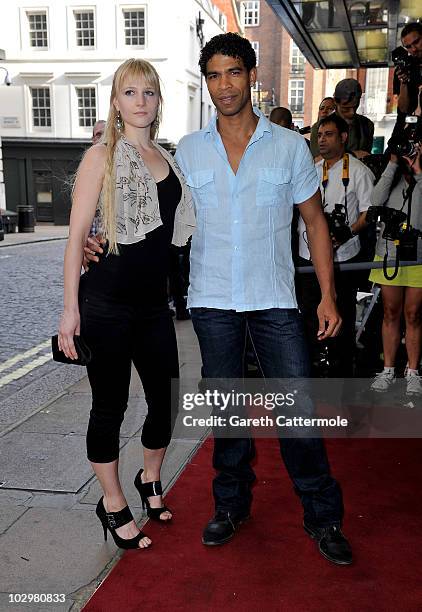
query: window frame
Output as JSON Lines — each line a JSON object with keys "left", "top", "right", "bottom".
{"left": 71, "top": 6, "right": 96, "bottom": 49}
{"left": 29, "top": 85, "right": 52, "bottom": 130}
{"left": 117, "top": 4, "right": 147, "bottom": 49}
{"left": 26, "top": 10, "right": 49, "bottom": 49}
{"left": 288, "top": 79, "right": 305, "bottom": 114}
{"left": 290, "top": 41, "right": 305, "bottom": 74}
{"left": 75, "top": 85, "right": 97, "bottom": 128}
{"left": 20, "top": 7, "right": 50, "bottom": 51}
{"left": 240, "top": 1, "right": 260, "bottom": 27}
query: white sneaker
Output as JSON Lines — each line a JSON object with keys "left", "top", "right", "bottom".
{"left": 371, "top": 369, "right": 396, "bottom": 392}
{"left": 405, "top": 370, "right": 422, "bottom": 397}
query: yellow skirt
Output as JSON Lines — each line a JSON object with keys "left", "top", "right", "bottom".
{"left": 369, "top": 254, "right": 422, "bottom": 288}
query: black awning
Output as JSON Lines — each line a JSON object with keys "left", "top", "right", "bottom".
{"left": 266, "top": 0, "right": 421, "bottom": 68}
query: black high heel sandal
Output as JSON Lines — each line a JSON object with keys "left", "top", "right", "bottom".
{"left": 134, "top": 469, "right": 172, "bottom": 522}
{"left": 96, "top": 497, "right": 150, "bottom": 550}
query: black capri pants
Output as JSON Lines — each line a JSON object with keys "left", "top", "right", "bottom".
{"left": 79, "top": 290, "right": 179, "bottom": 463}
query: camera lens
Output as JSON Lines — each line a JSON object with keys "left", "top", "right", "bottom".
{"left": 395, "top": 142, "right": 413, "bottom": 157}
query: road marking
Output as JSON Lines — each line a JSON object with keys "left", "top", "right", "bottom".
{"left": 0, "top": 340, "right": 51, "bottom": 374}
{"left": 0, "top": 353, "right": 52, "bottom": 389}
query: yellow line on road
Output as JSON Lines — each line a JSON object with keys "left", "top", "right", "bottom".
{"left": 0, "top": 353, "right": 52, "bottom": 389}
{"left": 0, "top": 340, "right": 51, "bottom": 374}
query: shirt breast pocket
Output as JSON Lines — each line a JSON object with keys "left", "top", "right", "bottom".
{"left": 256, "top": 168, "right": 291, "bottom": 207}
{"left": 186, "top": 169, "right": 218, "bottom": 209}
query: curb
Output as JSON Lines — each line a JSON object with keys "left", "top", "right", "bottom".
{"left": 0, "top": 236, "right": 68, "bottom": 248}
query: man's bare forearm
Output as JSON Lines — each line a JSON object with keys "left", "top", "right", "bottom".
{"left": 351, "top": 211, "right": 367, "bottom": 236}
{"left": 398, "top": 83, "right": 410, "bottom": 114}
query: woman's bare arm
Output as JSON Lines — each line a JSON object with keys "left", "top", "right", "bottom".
{"left": 59, "top": 144, "right": 106, "bottom": 358}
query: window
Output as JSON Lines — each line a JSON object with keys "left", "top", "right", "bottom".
{"left": 291, "top": 41, "right": 305, "bottom": 74}
{"left": 251, "top": 41, "right": 259, "bottom": 66}
{"left": 74, "top": 10, "right": 95, "bottom": 47}
{"left": 31, "top": 87, "right": 51, "bottom": 127}
{"left": 240, "top": 1, "right": 260, "bottom": 27}
{"left": 27, "top": 11, "right": 48, "bottom": 48}
{"left": 219, "top": 12, "right": 227, "bottom": 31}
{"left": 289, "top": 80, "right": 305, "bottom": 113}
{"left": 123, "top": 8, "right": 145, "bottom": 46}
{"left": 76, "top": 87, "right": 96, "bottom": 127}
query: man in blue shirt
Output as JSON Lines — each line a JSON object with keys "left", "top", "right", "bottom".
{"left": 175, "top": 33, "right": 351, "bottom": 565}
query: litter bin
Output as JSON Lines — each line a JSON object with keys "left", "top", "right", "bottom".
{"left": 0, "top": 214, "right": 4, "bottom": 241}
{"left": 17, "top": 205, "right": 35, "bottom": 233}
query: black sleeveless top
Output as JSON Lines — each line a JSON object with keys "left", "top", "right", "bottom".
{"left": 81, "top": 164, "right": 182, "bottom": 311}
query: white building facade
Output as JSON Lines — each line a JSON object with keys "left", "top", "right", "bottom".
{"left": 0, "top": 0, "right": 230, "bottom": 221}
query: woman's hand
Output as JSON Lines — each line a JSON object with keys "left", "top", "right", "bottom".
{"left": 403, "top": 143, "right": 422, "bottom": 175}
{"left": 58, "top": 308, "right": 81, "bottom": 360}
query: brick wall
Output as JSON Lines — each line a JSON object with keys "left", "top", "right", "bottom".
{"left": 213, "top": 0, "right": 243, "bottom": 34}
{"left": 245, "top": 0, "right": 283, "bottom": 112}
{"left": 243, "top": 0, "right": 323, "bottom": 128}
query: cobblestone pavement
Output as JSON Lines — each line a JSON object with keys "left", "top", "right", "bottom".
{"left": 0, "top": 240, "right": 85, "bottom": 425}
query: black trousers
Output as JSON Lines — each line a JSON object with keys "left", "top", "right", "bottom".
{"left": 79, "top": 291, "right": 179, "bottom": 463}
{"left": 168, "top": 243, "right": 191, "bottom": 307}
{"left": 296, "top": 255, "right": 360, "bottom": 377}
{"left": 191, "top": 307, "right": 344, "bottom": 527}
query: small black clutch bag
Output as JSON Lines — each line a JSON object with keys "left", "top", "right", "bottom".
{"left": 51, "top": 334, "right": 92, "bottom": 366}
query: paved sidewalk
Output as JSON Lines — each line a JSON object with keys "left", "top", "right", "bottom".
{"left": 0, "top": 320, "right": 203, "bottom": 612}
{"left": 0, "top": 225, "right": 68, "bottom": 248}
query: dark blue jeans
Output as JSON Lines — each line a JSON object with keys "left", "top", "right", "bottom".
{"left": 190, "top": 307, "right": 344, "bottom": 528}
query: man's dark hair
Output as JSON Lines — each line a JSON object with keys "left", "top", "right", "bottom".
{"left": 401, "top": 21, "right": 422, "bottom": 39}
{"left": 318, "top": 113, "right": 349, "bottom": 136}
{"left": 269, "top": 107, "right": 293, "bottom": 127}
{"left": 199, "top": 32, "right": 256, "bottom": 76}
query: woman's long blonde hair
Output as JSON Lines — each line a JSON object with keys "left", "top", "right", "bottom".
{"left": 101, "top": 58, "right": 163, "bottom": 253}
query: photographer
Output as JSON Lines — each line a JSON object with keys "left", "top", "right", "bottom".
{"left": 311, "top": 80, "right": 374, "bottom": 160}
{"left": 310, "top": 97, "right": 336, "bottom": 158}
{"left": 369, "top": 146, "right": 422, "bottom": 396}
{"left": 296, "top": 114, "right": 375, "bottom": 376}
{"left": 333, "top": 79, "right": 374, "bottom": 160}
{"left": 394, "top": 22, "right": 422, "bottom": 117}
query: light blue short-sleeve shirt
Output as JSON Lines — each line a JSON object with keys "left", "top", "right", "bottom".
{"left": 175, "top": 109, "right": 319, "bottom": 312}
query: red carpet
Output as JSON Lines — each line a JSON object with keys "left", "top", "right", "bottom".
{"left": 84, "top": 438, "right": 422, "bottom": 612}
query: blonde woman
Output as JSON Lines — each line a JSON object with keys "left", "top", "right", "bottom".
{"left": 58, "top": 59, "right": 195, "bottom": 549}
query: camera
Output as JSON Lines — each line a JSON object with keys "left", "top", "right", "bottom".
{"left": 366, "top": 206, "right": 407, "bottom": 240}
{"left": 324, "top": 204, "right": 353, "bottom": 245}
{"left": 389, "top": 115, "right": 422, "bottom": 158}
{"left": 392, "top": 46, "right": 417, "bottom": 77}
{"left": 366, "top": 206, "right": 422, "bottom": 261}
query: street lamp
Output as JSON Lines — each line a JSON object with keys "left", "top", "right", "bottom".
{"left": 196, "top": 12, "right": 205, "bottom": 129}
{"left": 0, "top": 66, "right": 11, "bottom": 86}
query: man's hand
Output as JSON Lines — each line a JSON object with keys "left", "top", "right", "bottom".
{"left": 316, "top": 295, "right": 342, "bottom": 340}
{"left": 331, "top": 236, "right": 341, "bottom": 251}
{"left": 83, "top": 234, "right": 105, "bottom": 271}
{"left": 396, "top": 67, "right": 410, "bottom": 85}
{"left": 353, "top": 150, "right": 370, "bottom": 159}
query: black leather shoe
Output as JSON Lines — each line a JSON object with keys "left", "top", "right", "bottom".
{"left": 304, "top": 522, "right": 352, "bottom": 565}
{"left": 202, "top": 510, "right": 250, "bottom": 546}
